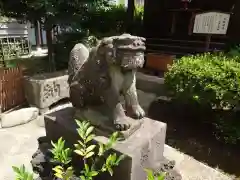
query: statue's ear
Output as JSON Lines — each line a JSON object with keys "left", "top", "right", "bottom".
{"left": 98, "top": 38, "right": 114, "bottom": 56}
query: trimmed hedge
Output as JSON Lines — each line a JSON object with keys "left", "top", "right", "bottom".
{"left": 165, "top": 53, "right": 240, "bottom": 110}
{"left": 164, "top": 53, "right": 240, "bottom": 144}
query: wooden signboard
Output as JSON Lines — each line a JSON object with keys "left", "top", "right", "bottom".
{"left": 193, "top": 12, "right": 230, "bottom": 51}
{"left": 193, "top": 12, "right": 230, "bottom": 35}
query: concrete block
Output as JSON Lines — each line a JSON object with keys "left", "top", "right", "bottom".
{"left": 1, "top": 107, "right": 39, "bottom": 128}
{"left": 44, "top": 107, "right": 167, "bottom": 180}
{"left": 24, "top": 70, "right": 69, "bottom": 109}
{"left": 136, "top": 72, "right": 166, "bottom": 95}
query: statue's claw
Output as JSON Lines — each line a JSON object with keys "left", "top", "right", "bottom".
{"left": 131, "top": 105, "right": 145, "bottom": 119}
{"left": 114, "top": 117, "right": 131, "bottom": 131}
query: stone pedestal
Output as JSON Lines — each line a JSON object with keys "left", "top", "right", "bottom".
{"left": 44, "top": 107, "right": 167, "bottom": 180}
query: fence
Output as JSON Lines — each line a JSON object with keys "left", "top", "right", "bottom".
{"left": 0, "top": 66, "right": 26, "bottom": 112}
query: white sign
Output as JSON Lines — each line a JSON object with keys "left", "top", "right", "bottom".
{"left": 193, "top": 12, "right": 230, "bottom": 35}
{"left": 0, "top": 22, "right": 28, "bottom": 37}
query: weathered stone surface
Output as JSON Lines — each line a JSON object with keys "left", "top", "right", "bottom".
{"left": 68, "top": 34, "right": 146, "bottom": 132}
{"left": 44, "top": 107, "right": 167, "bottom": 180}
{"left": 1, "top": 107, "right": 39, "bottom": 128}
{"left": 24, "top": 70, "right": 69, "bottom": 110}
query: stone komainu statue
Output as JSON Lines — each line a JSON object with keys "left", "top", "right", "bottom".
{"left": 68, "top": 34, "right": 146, "bottom": 130}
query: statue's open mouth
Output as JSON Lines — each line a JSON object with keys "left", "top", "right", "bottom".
{"left": 117, "top": 51, "right": 145, "bottom": 70}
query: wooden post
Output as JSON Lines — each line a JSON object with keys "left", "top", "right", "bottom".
{"left": 188, "top": 12, "right": 196, "bottom": 36}
{"left": 127, "top": 0, "right": 135, "bottom": 33}
{"left": 171, "top": 12, "right": 176, "bottom": 35}
{"left": 205, "top": 34, "right": 212, "bottom": 51}
{"left": 46, "top": 28, "right": 55, "bottom": 72}
{"left": 34, "top": 21, "right": 41, "bottom": 50}
{"left": 40, "top": 23, "right": 44, "bottom": 47}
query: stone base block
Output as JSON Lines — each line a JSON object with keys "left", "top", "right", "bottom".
{"left": 24, "top": 70, "right": 69, "bottom": 110}
{"left": 44, "top": 107, "right": 167, "bottom": 180}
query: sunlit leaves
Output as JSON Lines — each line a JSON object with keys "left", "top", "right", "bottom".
{"left": 50, "top": 137, "right": 72, "bottom": 165}
{"left": 12, "top": 165, "right": 34, "bottom": 180}
{"left": 165, "top": 53, "right": 240, "bottom": 110}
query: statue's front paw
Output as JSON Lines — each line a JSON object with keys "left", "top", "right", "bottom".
{"left": 131, "top": 105, "right": 145, "bottom": 119}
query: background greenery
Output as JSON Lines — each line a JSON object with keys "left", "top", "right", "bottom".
{"left": 165, "top": 53, "right": 240, "bottom": 144}
{"left": 53, "top": 4, "right": 144, "bottom": 70}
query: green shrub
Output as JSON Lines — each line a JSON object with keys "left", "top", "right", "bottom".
{"left": 165, "top": 53, "right": 240, "bottom": 110}
{"left": 165, "top": 53, "right": 240, "bottom": 144}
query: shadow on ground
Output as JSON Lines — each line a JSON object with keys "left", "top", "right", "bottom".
{"left": 147, "top": 99, "right": 240, "bottom": 177}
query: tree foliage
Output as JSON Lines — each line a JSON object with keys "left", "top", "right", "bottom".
{"left": 1, "top": 0, "right": 109, "bottom": 71}
{"left": 1, "top": 0, "right": 108, "bottom": 30}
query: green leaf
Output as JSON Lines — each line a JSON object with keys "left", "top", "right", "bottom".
{"left": 74, "top": 149, "right": 85, "bottom": 156}
{"left": 53, "top": 166, "right": 63, "bottom": 174}
{"left": 85, "top": 126, "right": 94, "bottom": 137}
{"left": 20, "top": 164, "right": 25, "bottom": 174}
{"left": 111, "top": 131, "right": 119, "bottom": 141}
{"left": 111, "top": 153, "right": 117, "bottom": 163}
{"left": 116, "top": 154, "right": 126, "bottom": 165}
{"left": 88, "top": 171, "right": 98, "bottom": 177}
{"left": 61, "top": 151, "right": 67, "bottom": 162}
{"left": 86, "top": 145, "right": 96, "bottom": 153}
{"left": 23, "top": 172, "right": 28, "bottom": 180}
{"left": 98, "top": 143, "right": 104, "bottom": 156}
{"left": 144, "top": 169, "right": 154, "bottom": 180}
{"left": 77, "top": 140, "right": 85, "bottom": 147}
{"left": 12, "top": 166, "right": 20, "bottom": 174}
{"left": 77, "top": 128, "right": 85, "bottom": 140}
{"left": 67, "top": 166, "right": 73, "bottom": 171}
{"left": 84, "top": 163, "right": 90, "bottom": 173}
{"left": 80, "top": 175, "right": 86, "bottom": 180}
{"left": 76, "top": 120, "right": 83, "bottom": 129}
{"left": 27, "top": 173, "right": 34, "bottom": 180}
{"left": 86, "top": 134, "right": 95, "bottom": 143}
{"left": 108, "top": 167, "right": 113, "bottom": 176}
{"left": 58, "top": 137, "right": 65, "bottom": 150}
{"left": 74, "top": 143, "right": 81, "bottom": 150}
{"left": 106, "top": 155, "right": 113, "bottom": 165}
{"left": 51, "top": 141, "right": 56, "bottom": 148}
{"left": 101, "top": 166, "right": 107, "bottom": 172}
{"left": 83, "top": 121, "right": 90, "bottom": 130}
{"left": 157, "top": 173, "right": 166, "bottom": 180}
{"left": 85, "top": 151, "right": 95, "bottom": 159}
{"left": 54, "top": 172, "right": 63, "bottom": 179}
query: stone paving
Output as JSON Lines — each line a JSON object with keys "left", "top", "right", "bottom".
{"left": 0, "top": 121, "right": 45, "bottom": 180}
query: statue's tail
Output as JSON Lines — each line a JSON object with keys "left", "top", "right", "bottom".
{"left": 68, "top": 43, "right": 89, "bottom": 85}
